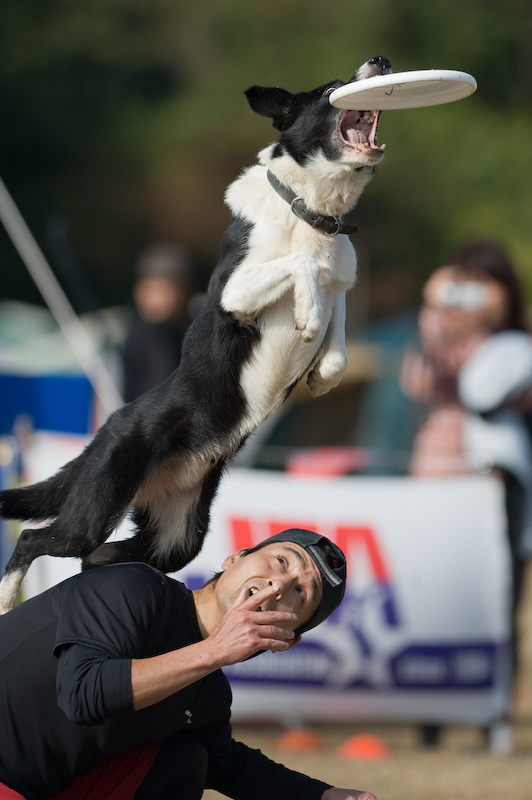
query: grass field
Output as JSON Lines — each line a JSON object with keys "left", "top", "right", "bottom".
{"left": 204, "top": 562, "right": 532, "bottom": 800}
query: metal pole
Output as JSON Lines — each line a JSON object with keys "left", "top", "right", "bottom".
{"left": 0, "top": 176, "right": 123, "bottom": 419}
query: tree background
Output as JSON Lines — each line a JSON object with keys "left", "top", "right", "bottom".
{"left": 1, "top": 0, "right": 531, "bottom": 323}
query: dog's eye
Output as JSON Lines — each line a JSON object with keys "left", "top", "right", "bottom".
{"left": 322, "top": 87, "right": 336, "bottom": 96}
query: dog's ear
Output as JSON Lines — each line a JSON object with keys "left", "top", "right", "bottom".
{"left": 244, "top": 86, "right": 296, "bottom": 131}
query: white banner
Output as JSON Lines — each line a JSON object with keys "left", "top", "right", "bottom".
{"left": 15, "top": 433, "right": 512, "bottom": 725}
{"left": 181, "top": 469, "right": 512, "bottom": 725}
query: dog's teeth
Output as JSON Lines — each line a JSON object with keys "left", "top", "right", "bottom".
{"left": 380, "top": 144, "right": 386, "bottom": 150}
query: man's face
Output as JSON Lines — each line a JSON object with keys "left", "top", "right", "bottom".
{"left": 217, "top": 543, "right": 323, "bottom": 631}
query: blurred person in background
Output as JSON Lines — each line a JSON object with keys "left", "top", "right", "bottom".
{"left": 123, "top": 242, "right": 194, "bottom": 403}
{"left": 401, "top": 239, "right": 532, "bottom": 746}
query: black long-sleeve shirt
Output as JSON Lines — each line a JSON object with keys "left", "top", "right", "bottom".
{"left": 0, "top": 563, "right": 330, "bottom": 800}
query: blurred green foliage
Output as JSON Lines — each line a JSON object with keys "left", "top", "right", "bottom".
{"left": 1, "top": 0, "right": 531, "bottom": 314}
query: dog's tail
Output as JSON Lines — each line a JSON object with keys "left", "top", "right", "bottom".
{"left": 0, "top": 463, "right": 74, "bottom": 522}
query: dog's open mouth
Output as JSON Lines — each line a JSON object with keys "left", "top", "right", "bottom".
{"left": 339, "top": 109, "right": 384, "bottom": 152}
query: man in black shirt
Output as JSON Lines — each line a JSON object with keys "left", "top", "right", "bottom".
{"left": 0, "top": 529, "right": 376, "bottom": 800}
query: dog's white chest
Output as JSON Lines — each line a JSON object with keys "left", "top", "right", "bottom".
{"left": 221, "top": 158, "right": 360, "bottom": 436}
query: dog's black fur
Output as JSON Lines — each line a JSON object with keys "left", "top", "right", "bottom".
{"left": 0, "top": 55, "right": 391, "bottom": 612}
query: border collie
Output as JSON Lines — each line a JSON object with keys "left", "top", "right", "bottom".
{"left": 0, "top": 54, "right": 391, "bottom": 613}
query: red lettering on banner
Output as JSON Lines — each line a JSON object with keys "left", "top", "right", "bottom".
{"left": 267, "top": 521, "right": 317, "bottom": 538}
{"left": 228, "top": 518, "right": 390, "bottom": 583}
{"left": 229, "top": 518, "right": 317, "bottom": 550}
{"left": 230, "top": 519, "right": 254, "bottom": 551}
{"left": 336, "top": 526, "right": 389, "bottom": 582}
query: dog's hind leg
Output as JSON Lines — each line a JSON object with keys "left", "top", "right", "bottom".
{"left": 0, "top": 517, "right": 107, "bottom": 614}
{"left": 80, "top": 497, "right": 203, "bottom": 574}
{"left": 80, "top": 474, "right": 207, "bottom": 572}
{"left": 95, "top": 460, "right": 230, "bottom": 577}
{"left": 81, "top": 528, "right": 156, "bottom": 571}
{"left": 0, "top": 460, "right": 79, "bottom": 522}
{"left": 154, "top": 459, "right": 229, "bottom": 574}
{"left": 0, "top": 564, "right": 29, "bottom": 615}
{"left": 0, "top": 500, "right": 127, "bottom": 613}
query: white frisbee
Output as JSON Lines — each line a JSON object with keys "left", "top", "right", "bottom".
{"left": 329, "top": 69, "right": 477, "bottom": 110}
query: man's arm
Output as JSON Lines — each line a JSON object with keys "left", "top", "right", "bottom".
{"left": 56, "top": 583, "right": 297, "bottom": 724}
{"left": 132, "top": 583, "right": 297, "bottom": 710}
{"left": 205, "top": 735, "right": 375, "bottom": 800}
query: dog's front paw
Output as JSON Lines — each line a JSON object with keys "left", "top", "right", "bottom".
{"left": 307, "top": 353, "right": 348, "bottom": 397}
{"left": 292, "top": 254, "right": 324, "bottom": 342}
{"left": 230, "top": 307, "right": 256, "bottom": 325}
{"left": 293, "top": 290, "right": 323, "bottom": 343}
{"left": 295, "top": 313, "right": 322, "bottom": 343}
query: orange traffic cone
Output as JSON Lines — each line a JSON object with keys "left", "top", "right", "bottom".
{"left": 336, "top": 733, "right": 389, "bottom": 760}
{"left": 275, "top": 727, "right": 325, "bottom": 752}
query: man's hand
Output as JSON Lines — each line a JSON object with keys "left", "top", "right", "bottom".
{"left": 132, "top": 584, "right": 299, "bottom": 711}
{"left": 206, "top": 584, "right": 300, "bottom": 665}
{"left": 322, "top": 789, "right": 377, "bottom": 800}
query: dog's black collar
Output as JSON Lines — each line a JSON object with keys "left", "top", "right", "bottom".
{"left": 266, "top": 170, "right": 358, "bottom": 236}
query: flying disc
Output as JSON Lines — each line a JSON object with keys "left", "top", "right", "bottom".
{"left": 329, "top": 69, "right": 477, "bottom": 110}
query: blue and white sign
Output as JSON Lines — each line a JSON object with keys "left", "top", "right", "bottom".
{"left": 180, "top": 469, "right": 511, "bottom": 725}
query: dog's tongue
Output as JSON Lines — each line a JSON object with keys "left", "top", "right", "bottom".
{"left": 340, "top": 110, "right": 368, "bottom": 144}
{"left": 340, "top": 109, "right": 381, "bottom": 148}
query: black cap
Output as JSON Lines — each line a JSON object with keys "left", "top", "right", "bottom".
{"left": 247, "top": 529, "right": 347, "bottom": 634}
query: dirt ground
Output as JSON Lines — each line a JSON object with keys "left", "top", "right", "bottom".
{"left": 204, "top": 562, "right": 532, "bottom": 800}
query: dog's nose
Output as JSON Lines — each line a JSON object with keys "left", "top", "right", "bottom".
{"left": 368, "top": 55, "right": 392, "bottom": 74}
{"left": 353, "top": 55, "right": 392, "bottom": 82}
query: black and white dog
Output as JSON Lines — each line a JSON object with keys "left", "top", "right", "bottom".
{"left": 0, "top": 54, "right": 391, "bottom": 613}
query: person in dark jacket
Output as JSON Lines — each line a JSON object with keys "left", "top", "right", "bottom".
{"left": 123, "top": 242, "right": 195, "bottom": 403}
{"left": 0, "top": 529, "right": 375, "bottom": 800}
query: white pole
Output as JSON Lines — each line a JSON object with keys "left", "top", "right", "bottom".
{"left": 0, "top": 176, "right": 123, "bottom": 420}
